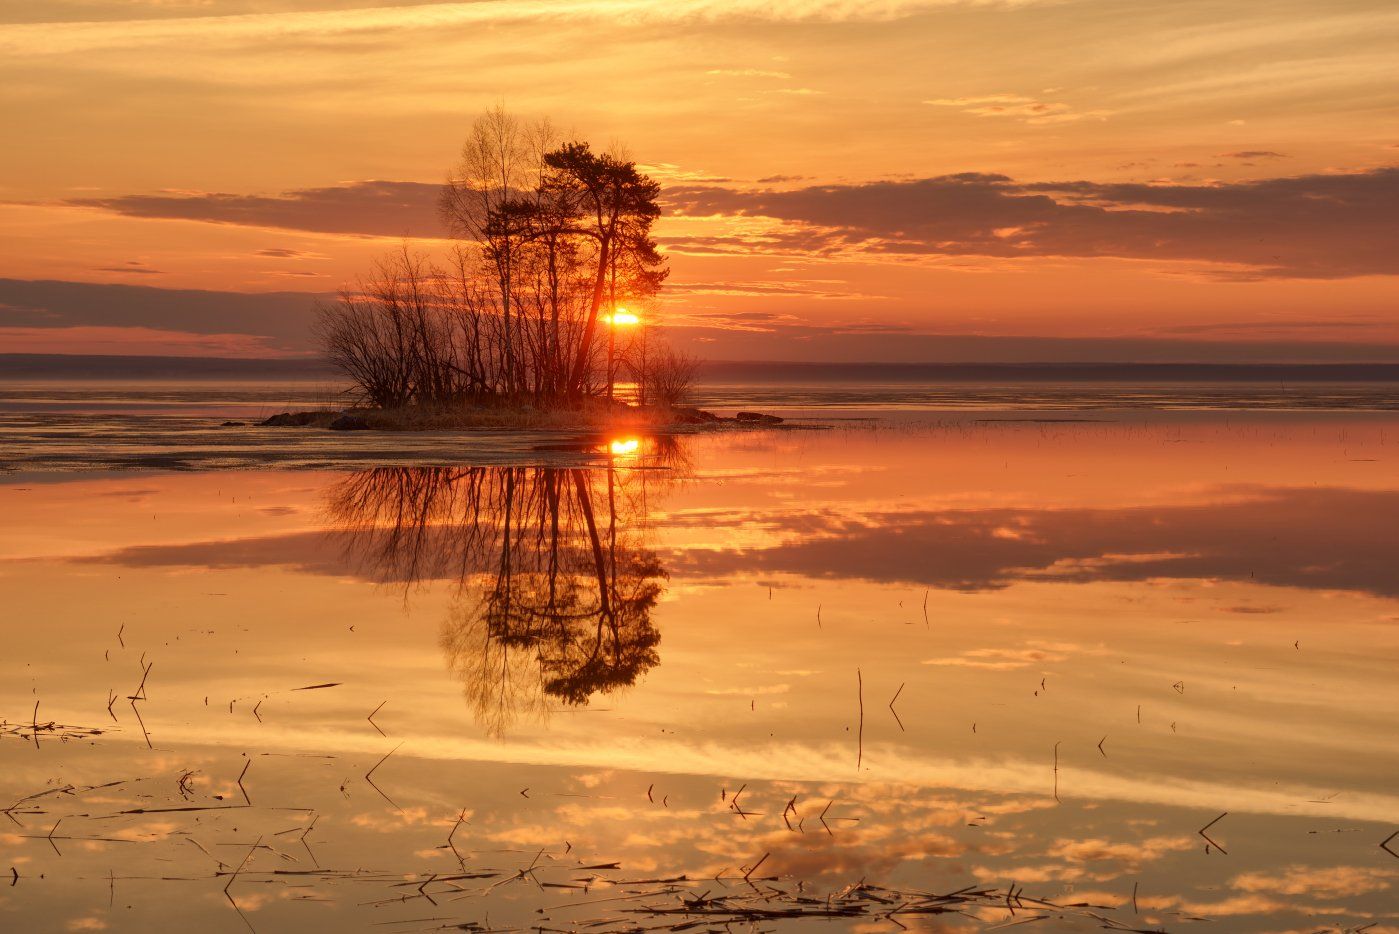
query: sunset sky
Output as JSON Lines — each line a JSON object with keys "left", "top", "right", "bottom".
{"left": 2, "top": 0, "right": 1397, "bottom": 362}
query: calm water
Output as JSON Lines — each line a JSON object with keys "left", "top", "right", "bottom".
{"left": 2, "top": 383, "right": 1398, "bottom": 932}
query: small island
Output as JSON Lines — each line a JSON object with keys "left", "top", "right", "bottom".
{"left": 258, "top": 108, "right": 781, "bottom": 434}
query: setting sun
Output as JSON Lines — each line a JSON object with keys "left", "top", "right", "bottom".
{"left": 607, "top": 310, "right": 641, "bottom": 326}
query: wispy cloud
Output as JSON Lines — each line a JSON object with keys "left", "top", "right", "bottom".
{"left": 924, "top": 94, "right": 1111, "bottom": 125}
{"left": 0, "top": 0, "right": 1061, "bottom": 56}
{"left": 706, "top": 68, "right": 792, "bottom": 79}
{"left": 666, "top": 280, "right": 860, "bottom": 300}
{"left": 253, "top": 247, "right": 323, "bottom": 258}
{"left": 66, "top": 180, "right": 445, "bottom": 238}
{"left": 93, "top": 260, "right": 165, "bottom": 275}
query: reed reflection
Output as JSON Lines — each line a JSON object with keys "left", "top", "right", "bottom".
{"left": 325, "top": 441, "right": 683, "bottom": 736}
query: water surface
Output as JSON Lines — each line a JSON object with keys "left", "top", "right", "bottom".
{"left": 2, "top": 394, "right": 1398, "bottom": 932}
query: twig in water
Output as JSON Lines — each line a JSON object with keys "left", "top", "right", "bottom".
{"left": 367, "top": 701, "right": 387, "bottom": 737}
{"left": 45, "top": 818, "right": 62, "bottom": 856}
{"left": 237, "top": 758, "right": 252, "bottom": 805}
{"left": 223, "top": 834, "right": 262, "bottom": 932}
{"left": 129, "top": 699, "right": 152, "bottom": 749}
{"left": 1053, "top": 742, "right": 1061, "bottom": 803}
{"left": 365, "top": 743, "right": 404, "bottom": 810}
{"left": 1198, "top": 812, "right": 1228, "bottom": 854}
{"left": 742, "top": 852, "right": 769, "bottom": 882}
{"left": 782, "top": 796, "right": 799, "bottom": 832}
{"left": 728, "top": 783, "right": 758, "bottom": 820}
{"left": 856, "top": 668, "right": 864, "bottom": 770}
{"left": 888, "top": 682, "right": 905, "bottom": 732}
{"left": 299, "top": 814, "right": 320, "bottom": 866}
{"left": 445, "top": 809, "right": 470, "bottom": 861}
{"left": 1379, "top": 831, "right": 1398, "bottom": 860}
{"left": 128, "top": 660, "right": 152, "bottom": 701}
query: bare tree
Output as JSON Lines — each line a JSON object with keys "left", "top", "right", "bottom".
{"left": 442, "top": 106, "right": 530, "bottom": 395}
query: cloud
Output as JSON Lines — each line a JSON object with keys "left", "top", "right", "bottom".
{"left": 65, "top": 165, "right": 1399, "bottom": 279}
{"left": 0, "top": 277, "right": 323, "bottom": 349}
{"left": 94, "top": 263, "right": 165, "bottom": 275}
{"left": 1217, "top": 150, "right": 1287, "bottom": 159}
{"left": 924, "top": 94, "right": 1112, "bottom": 125}
{"left": 665, "top": 280, "right": 859, "bottom": 299}
{"left": 655, "top": 229, "right": 838, "bottom": 257}
{"left": 706, "top": 68, "right": 792, "bottom": 79}
{"left": 0, "top": 325, "right": 294, "bottom": 357}
{"left": 664, "top": 167, "right": 1399, "bottom": 278}
{"left": 67, "top": 180, "right": 446, "bottom": 238}
{"left": 253, "top": 247, "right": 320, "bottom": 258}
{"left": 1, "top": 0, "right": 1057, "bottom": 56}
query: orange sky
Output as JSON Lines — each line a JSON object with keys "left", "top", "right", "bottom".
{"left": 1, "top": 0, "right": 1397, "bottom": 361}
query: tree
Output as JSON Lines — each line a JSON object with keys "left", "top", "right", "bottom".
{"left": 540, "top": 142, "right": 667, "bottom": 396}
{"left": 320, "top": 109, "right": 673, "bottom": 410}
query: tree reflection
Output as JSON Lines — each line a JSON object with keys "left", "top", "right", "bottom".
{"left": 325, "top": 451, "right": 678, "bottom": 736}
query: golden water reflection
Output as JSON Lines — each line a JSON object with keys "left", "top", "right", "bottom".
{"left": 3, "top": 415, "right": 1399, "bottom": 932}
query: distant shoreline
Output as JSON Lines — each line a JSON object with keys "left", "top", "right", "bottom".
{"left": 7, "top": 353, "right": 1399, "bottom": 383}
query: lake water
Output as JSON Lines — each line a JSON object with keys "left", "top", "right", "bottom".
{"left": 2, "top": 380, "right": 1398, "bottom": 932}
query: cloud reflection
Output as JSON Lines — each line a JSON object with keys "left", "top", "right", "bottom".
{"left": 675, "top": 486, "right": 1399, "bottom": 598}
